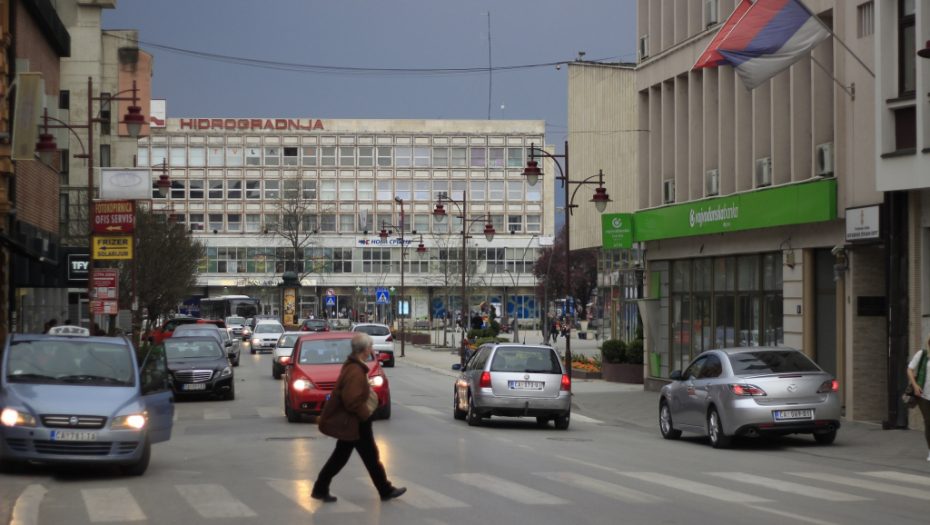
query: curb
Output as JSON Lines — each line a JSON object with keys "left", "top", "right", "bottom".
{"left": 397, "top": 357, "right": 459, "bottom": 378}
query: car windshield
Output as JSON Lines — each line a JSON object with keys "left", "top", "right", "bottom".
{"left": 355, "top": 325, "right": 390, "bottom": 336}
{"left": 174, "top": 326, "right": 219, "bottom": 336}
{"left": 164, "top": 340, "right": 224, "bottom": 359}
{"left": 489, "top": 347, "right": 561, "bottom": 374}
{"left": 728, "top": 350, "right": 821, "bottom": 375}
{"left": 6, "top": 340, "right": 135, "bottom": 386}
{"left": 255, "top": 324, "right": 283, "bottom": 334}
{"left": 298, "top": 339, "right": 373, "bottom": 364}
{"left": 226, "top": 317, "right": 245, "bottom": 325}
{"left": 279, "top": 334, "right": 300, "bottom": 347}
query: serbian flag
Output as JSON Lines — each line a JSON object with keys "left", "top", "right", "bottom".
{"left": 715, "top": 0, "right": 829, "bottom": 90}
{"left": 693, "top": 0, "right": 753, "bottom": 69}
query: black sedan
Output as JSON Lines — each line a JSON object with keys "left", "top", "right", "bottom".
{"left": 161, "top": 336, "right": 235, "bottom": 400}
{"left": 300, "top": 319, "right": 331, "bottom": 332}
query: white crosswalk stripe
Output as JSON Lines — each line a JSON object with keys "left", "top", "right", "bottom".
{"left": 862, "top": 471, "right": 930, "bottom": 487}
{"left": 448, "top": 473, "right": 569, "bottom": 504}
{"left": 203, "top": 407, "right": 231, "bottom": 420}
{"left": 620, "top": 472, "right": 772, "bottom": 503}
{"left": 81, "top": 488, "right": 146, "bottom": 522}
{"left": 363, "top": 477, "right": 468, "bottom": 509}
{"left": 571, "top": 413, "right": 603, "bottom": 424}
{"left": 266, "top": 479, "right": 364, "bottom": 513}
{"left": 744, "top": 505, "right": 842, "bottom": 525}
{"left": 405, "top": 405, "right": 444, "bottom": 416}
{"left": 706, "top": 472, "right": 870, "bottom": 501}
{"left": 256, "top": 406, "right": 283, "bottom": 418}
{"left": 535, "top": 472, "right": 664, "bottom": 503}
{"left": 789, "top": 473, "right": 930, "bottom": 501}
{"left": 176, "top": 484, "right": 257, "bottom": 518}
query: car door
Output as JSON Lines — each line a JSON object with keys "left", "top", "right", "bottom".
{"left": 673, "top": 355, "right": 708, "bottom": 427}
{"left": 692, "top": 353, "right": 723, "bottom": 430}
{"left": 139, "top": 344, "right": 174, "bottom": 443}
{"left": 461, "top": 347, "right": 488, "bottom": 398}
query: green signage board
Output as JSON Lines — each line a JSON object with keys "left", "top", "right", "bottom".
{"left": 601, "top": 213, "right": 633, "bottom": 249}
{"left": 632, "top": 179, "right": 836, "bottom": 242}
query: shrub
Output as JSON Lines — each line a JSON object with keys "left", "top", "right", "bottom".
{"left": 600, "top": 339, "right": 627, "bottom": 364}
{"left": 626, "top": 339, "right": 644, "bottom": 365}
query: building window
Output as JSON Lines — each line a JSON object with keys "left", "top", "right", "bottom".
{"left": 169, "top": 147, "right": 185, "bottom": 167}
{"left": 900, "top": 0, "right": 916, "bottom": 95}
{"left": 433, "top": 148, "right": 449, "bottom": 167}
{"left": 282, "top": 147, "right": 298, "bottom": 166}
{"left": 321, "top": 147, "right": 336, "bottom": 166}
{"left": 339, "top": 147, "right": 355, "bottom": 167}
{"left": 264, "top": 180, "right": 280, "bottom": 200}
{"left": 895, "top": 106, "right": 917, "bottom": 150}
{"left": 152, "top": 147, "right": 167, "bottom": 167}
{"left": 433, "top": 214, "right": 448, "bottom": 233}
{"left": 245, "top": 181, "right": 261, "bottom": 199}
{"left": 226, "top": 147, "right": 242, "bottom": 167}
{"left": 284, "top": 179, "right": 299, "bottom": 199}
{"left": 486, "top": 247, "right": 505, "bottom": 274}
{"left": 208, "top": 181, "right": 224, "bottom": 199}
{"left": 488, "top": 181, "right": 504, "bottom": 200}
{"left": 264, "top": 213, "right": 279, "bottom": 231}
{"left": 507, "top": 148, "right": 523, "bottom": 167}
{"left": 227, "top": 214, "right": 242, "bottom": 232}
{"left": 858, "top": 1, "right": 874, "bottom": 38}
{"left": 377, "top": 180, "right": 393, "bottom": 200}
{"left": 470, "top": 180, "right": 486, "bottom": 201}
{"left": 526, "top": 179, "right": 542, "bottom": 201}
{"left": 395, "top": 180, "right": 411, "bottom": 200}
{"left": 451, "top": 147, "right": 467, "bottom": 167}
{"left": 508, "top": 181, "right": 523, "bottom": 201}
{"left": 320, "top": 180, "right": 337, "bottom": 200}
{"left": 358, "top": 180, "right": 373, "bottom": 200}
{"left": 526, "top": 215, "right": 541, "bottom": 233}
{"left": 137, "top": 147, "right": 149, "bottom": 166}
{"left": 246, "top": 148, "right": 261, "bottom": 166}
{"left": 376, "top": 213, "right": 393, "bottom": 231}
{"left": 358, "top": 147, "right": 374, "bottom": 167}
{"left": 208, "top": 147, "right": 223, "bottom": 166}
{"left": 152, "top": 180, "right": 166, "bottom": 199}
{"left": 452, "top": 181, "right": 466, "bottom": 200}
{"left": 100, "top": 93, "right": 111, "bottom": 135}
{"left": 470, "top": 148, "right": 486, "bottom": 167}
{"left": 59, "top": 90, "right": 69, "bottom": 109}
{"left": 189, "top": 147, "right": 205, "bottom": 167}
{"left": 414, "top": 213, "right": 429, "bottom": 233}
{"left": 414, "top": 147, "right": 430, "bottom": 167}
{"left": 189, "top": 214, "right": 204, "bottom": 231}
{"left": 302, "top": 215, "right": 318, "bottom": 233}
{"left": 283, "top": 214, "right": 298, "bottom": 232}
{"left": 189, "top": 180, "right": 204, "bottom": 199}
{"left": 433, "top": 181, "right": 448, "bottom": 200}
{"left": 99, "top": 145, "right": 111, "bottom": 167}
{"left": 320, "top": 214, "right": 336, "bottom": 232}
{"left": 339, "top": 214, "right": 355, "bottom": 233}
{"left": 301, "top": 146, "right": 317, "bottom": 166}
{"left": 339, "top": 180, "right": 355, "bottom": 200}
{"left": 488, "top": 148, "right": 505, "bottom": 167}
{"left": 333, "top": 248, "right": 353, "bottom": 273}
{"left": 209, "top": 214, "right": 224, "bottom": 232}
{"left": 264, "top": 147, "right": 280, "bottom": 166}
{"left": 303, "top": 180, "right": 317, "bottom": 199}
{"left": 377, "top": 147, "right": 392, "bottom": 167}
{"left": 246, "top": 214, "right": 261, "bottom": 232}
{"left": 227, "top": 180, "right": 242, "bottom": 199}
{"left": 170, "top": 180, "right": 185, "bottom": 199}
{"left": 508, "top": 215, "right": 522, "bottom": 233}
{"left": 361, "top": 248, "right": 393, "bottom": 273}
{"left": 395, "top": 147, "right": 412, "bottom": 167}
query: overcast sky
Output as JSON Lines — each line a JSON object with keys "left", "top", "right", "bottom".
{"left": 104, "top": 0, "right": 638, "bottom": 221}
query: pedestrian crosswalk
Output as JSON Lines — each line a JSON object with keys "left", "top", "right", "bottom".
{"left": 45, "top": 468, "right": 930, "bottom": 522}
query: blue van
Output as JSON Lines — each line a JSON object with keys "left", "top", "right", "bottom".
{"left": 0, "top": 326, "right": 174, "bottom": 475}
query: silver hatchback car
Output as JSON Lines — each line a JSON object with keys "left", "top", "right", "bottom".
{"left": 452, "top": 344, "right": 571, "bottom": 429}
{"left": 659, "top": 347, "right": 842, "bottom": 448}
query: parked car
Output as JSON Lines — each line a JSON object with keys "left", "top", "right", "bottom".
{"left": 162, "top": 336, "right": 235, "bottom": 401}
{"left": 151, "top": 317, "right": 202, "bottom": 344}
{"left": 351, "top": 323, "right": 395, "bottom": 367}
{"left": 250, "top": 322, "right": 285, "bottom": 354}
{"left": 284, "top": 332, "right": 390, "bottom": 422}
{"left": 272, "top": 333, "right": 301, "bottom": 380}
{"left": 172, "top": 324, "right": 240, "bottom": 367}
{"left": 452, "top": 343, "right": 571, "bottom": 429}
{"left": 300, "top": 319, "right": 331, "bottom": 333}
{"left": 659, "top": 347, "right": 841, "bottom": 448}
{"left": 225, "top": 316, "right": 247, "bottom": 337}
{"left": 0, "top": 326, "right": 174, "bottom": 475}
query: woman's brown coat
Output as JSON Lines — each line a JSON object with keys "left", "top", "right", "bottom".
{"left": 317, "top": 355, "right": 372, "bottom": 441}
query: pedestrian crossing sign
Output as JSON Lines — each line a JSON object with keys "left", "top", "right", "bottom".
{"left": 376, "top": 292, "right": 390, "bottom": 304}
{"left": 325, "top": 297, "right": 336, "bottom": 306}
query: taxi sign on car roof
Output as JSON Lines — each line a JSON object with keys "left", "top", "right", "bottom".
{"left": 47, "top": 326, "right": 91, "bottom": 336}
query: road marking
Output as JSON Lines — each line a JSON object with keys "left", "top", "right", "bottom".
{"left": 536, "top": 472, "right": 663, "bottom": 503}
{"left": 789, "top": 473, "right": 930, "bottom": 500}
{"left": 423, "top": 519, "right": 453, "bottom": 525}
{"left": 619, "top": 473, "right": 772, "bottom": 503}
{"left": 11, "top": 485, "right": 47, "bottom": 525}
{"left": 203, "top": 408, "right": 231, "bottom": 420}
{"left": 173, "top": 410, "right": 178, "bottom": 422}
{"left": 494, "top": 437, "right": 510, "bottom": 443}
{"left": 745, "top": 505, "right": 840, "bottom": 525}
{"left": 266, "top": 479, "right": 364, "bottom": 513}
{"left": 405, "top": 405, "right": 444, "bottom": 416}
{"left": 862, "top": 471, "right": 930, "bottom": 486}
{"left": 81, "top": 488, "right": 146, "bottom": 522}
{"left": 572, "top": 413, "right": 603, "bottom": 424}
{"left": 554, "top": 454, "right": 617, "bottom": 472}
{"left": 256, "top": 406, "right": 283, "bottom": 418}
{"left": 707, "top": 472, "right": 869, "bottom": 501}
{"left": 176, "top": 484, "right": 257, "bottom": 518}
{"left": 448, "top": 473, "right": 568, "bottom": 504}
{"left": 363, "top": 478, "right": 468, "bottom": 509}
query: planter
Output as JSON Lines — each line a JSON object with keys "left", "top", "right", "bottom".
{"left": 401, "top": 333, "right": 431, "bottom": 345}
{"left": 602, "top": 363, "right": 644, "bottom": 384}
{"left": 571, "top": 369, "right": 602, "bottom": 380}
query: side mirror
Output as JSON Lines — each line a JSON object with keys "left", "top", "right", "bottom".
{"left": 224, "top": 340, "right": 232, "bottom": 347}
{"left": 451, "top": 364, "right": 462, "bottom": 371}
{"left": 669, "top": 370, "right": 682, "bottom": 381}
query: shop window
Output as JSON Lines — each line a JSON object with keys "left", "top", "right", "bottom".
{"left": 245, "top": 181, "right": 261, "bottom": 199}
{"left": 208, "top": 181, "right": 224, "bottom": 199}
{"left": 264, "top": 180, "right": 280, "bottom": 200}
{"left": 737, "top": 255, "right": 760, "bottom": 347}
{"left": 265, "top": 147, "right": 281, "bottom": 166}
{"left": 692, "top": 258, "right": 713, "bottom": 355}
{"left": 189, "top": 180, "right": 204, "bottom": 199}
{"left": 433, "top": 147, "right": 449, "bottom": 167}
{"left": 671, "top": 260, "right": 692, "bottom": 373}
{"left": 207, "top": 147, "right": 223, "bottom": 166}
{"left": 713, "top": 257, "right": 736, "bottom": 349}
{"left": 762, "top": 253, "right": 784, "bottom": 346}
{"left": 301, "top": 147, "right": 317, "bottom": 166}
{"left": 246, "top": 148, "right": 261, "bottom": 166}
{"left": 358, "top": 147, "right": 374, "bottom": 167}
{"left": 190, "top": 147, "right": 205, "bottom": 167}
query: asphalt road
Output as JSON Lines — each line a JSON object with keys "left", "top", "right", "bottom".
{"left": 3, "top": 352, "right": 930, "bottom": 525}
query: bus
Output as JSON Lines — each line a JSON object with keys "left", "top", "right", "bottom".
{"left": 198, "top": 295, "right": 261, "bottom": 320}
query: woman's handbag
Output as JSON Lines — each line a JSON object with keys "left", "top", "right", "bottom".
{"left": 904, "top": 384, "right": 919, "bottom": 409}
{"left": 366, "top": 389, "right": 379, "bottom": 416}
{"left": 318, "top": 393, "right": 360, "bottom": 441}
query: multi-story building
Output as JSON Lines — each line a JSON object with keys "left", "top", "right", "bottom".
{"left": 143, "top": 118, "right": 554, "bottom": 325}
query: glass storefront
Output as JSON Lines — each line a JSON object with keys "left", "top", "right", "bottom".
{"left": 597, "top": 247, "right": 643, "bottom": 342}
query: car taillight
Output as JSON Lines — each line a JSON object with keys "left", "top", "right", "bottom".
{"left": 280, "top": 356, "right": 291, "bottom": 364}
{"left": 729, "top": 384, "right": 767, "bottom": 396}
{"left": 325, "top": 327, "right": 329, "bottom": 331}
{"left": 302, "top": 327, "right": 307, "bottom": 331}
{"left": 560, "top": 374, "right": 571, "bottom": 391}
{"left": 479, "top": 372, "right": 491, "bottom": 388}
{"left": 385, "top": 335, "right": 393, "bottom": 342}
{"left": 817, "top": 380, "right": 839, "bottom": 393}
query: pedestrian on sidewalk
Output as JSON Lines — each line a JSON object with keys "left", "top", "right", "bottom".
{"left": 906, "top": 339, "right": 930, "bottom": 460}
{"left": 312, "top": 332, "right": 406, "bottom": 502}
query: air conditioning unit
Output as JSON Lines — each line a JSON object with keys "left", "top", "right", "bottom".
{"left": 639, "top": 35, "right": 649, "bottom": 61}
{"left": 705, "top": 169, "right": 719, "bottom": 196}
{"left": 663, "top": 179, "right": 675, "bottom": 204}
{"left": 816, "top": 142, "right": 834, "bottom": 176}
{"left": 705, "top": 0, "right": 719, "bottom": 27}
{"left": 755, "top": 157, "right": 773, "bottom": 188}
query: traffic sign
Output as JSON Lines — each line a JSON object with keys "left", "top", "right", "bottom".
{"left": 376, "top": 292, "right": 390, "bottom": 304}
{"left": 325, "top": 296, "right": 336, "bottom": 306}
{"left": 92, "top": 200, "right": 134, "bottom": 234}
{"left": 93, "top": 236, "right": 132, "bottom": 259}
{"left": 375, "top": 287, "right": 389, "bottom": 293}
{"left": 325, "top": 288, "right": 335, "bottom": 297}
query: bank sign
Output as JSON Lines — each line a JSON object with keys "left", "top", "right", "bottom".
{"left": 601, "top": 213, "right": 632, "bottom": 249}
{"left": 632, "top": 179, "right": 836, "bottom": 242}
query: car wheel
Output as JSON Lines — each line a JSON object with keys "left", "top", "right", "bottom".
{"left": 813, "top": 429, "right": 837, "bottom": 445}
{"left": 285, "top": 395, "right": 301, "bottom": 423}
{"left": 707, "top": 407, "right": 732, "bottom": 449}
{"left": 378, "top": 393, "right": 392, "bottom": 420}
{"left": 250, "top": 347, "right": 256, "bottom": 355}
{"left": 233, "top": 355, "right": 240, "bottom": 367}
{"left": 387, "top": 355, "right": 395, "bottom": 367}
{"left": 223, "top": 382, "right": 236, "bottom": 401}
{"left": 453, "top": 391, "right": 467, "bottom": 420}
{"left": 535, "top": 416, "right": 549, "bottom": 427}
{"left": 466, "top": 394, "right": 481, "bottom": 427}
{"left": 0, "top": 456, "right": 20, "bottom": 474}
{"left": 659, "top": 401, "right": 682, "bottom": 440}
{"left": 554, "top": 410, "right": 570, "bottom": 430}
{"left": 119, "top": 438, "right": 151, "bottom": 476}
{"left": 273, "top": 368, "right": 281, "bottom": 380}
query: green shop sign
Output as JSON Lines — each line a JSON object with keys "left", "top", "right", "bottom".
{"left": 632, "top": 179, "right": 836, "bottom": 242}
{"left": 601, "top": 213, "right": 633, "bottom": 249}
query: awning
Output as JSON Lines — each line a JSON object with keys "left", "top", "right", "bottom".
{"left": 0, "top": 231, "right": 56, "bottom": 265}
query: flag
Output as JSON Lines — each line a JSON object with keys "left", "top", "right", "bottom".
{"left": 359, "top": 209, "right": 368, "bottom": 231}
{"left": 715, "top": 0, "right": 829, "bottom": 90}
{"left": 693, "top": 0, "right": 753, "bottom": 69}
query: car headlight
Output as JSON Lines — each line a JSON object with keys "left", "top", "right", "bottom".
{"left": 0, "top": 408, "right": 36, "bottom": 428}
{"left": 219, "top": 366, "right": 232, "bottom": 377}
{"left": 293, "top": 379, "right": 314, "bottom": 391}
{"left": 111, "top": 414, "right": 146, "bottom": 430}
{"left": 369, "top": 375, "right": 385, "bottom": 387}
{"left": 252, "top": 338, "right": 261, "bottom": 345}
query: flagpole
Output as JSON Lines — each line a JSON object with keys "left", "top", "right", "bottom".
{"left": 797, "top": 0, "right": 875, "bottom": 78}
{"left": 810, "top": 53, "right": 855, "bottom": 100}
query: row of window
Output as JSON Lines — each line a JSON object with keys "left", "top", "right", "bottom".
{"left": 139, "top": 146, "right": 542, "bottom": 169}
{"left": 155, "top": 179, "right": 543, "bottom": 202}
{"left": 177, "top": 213, "right": 543, "bottom": 234}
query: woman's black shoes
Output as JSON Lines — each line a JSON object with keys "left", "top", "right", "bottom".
{"left": 380, "top": 487, "right": 407, "bottom": 501}
{"left": 310, "top": 492, "right": 337, "bottom": 503}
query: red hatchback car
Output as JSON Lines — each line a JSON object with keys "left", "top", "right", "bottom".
{"left": 284, "top": 332, "right": 391, "bottom": 423}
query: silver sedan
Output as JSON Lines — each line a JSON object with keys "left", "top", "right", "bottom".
{"left": 659, "top": 347, "right": 841, "bottom": 448}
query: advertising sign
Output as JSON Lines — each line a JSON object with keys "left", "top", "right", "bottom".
{"left": 92, "top": 269, "right": 119, "bottom": 299}
{"left": 12, "top": 73, "right": 42, "bottom": 161}
{"left": 355, "top": 236, "right": 413, "bottom": 247}
{"left": 100, "top": 168, "right": 152, "bottom": 200}
{"left": 92, "top": 300, "right": 119, "bottom": 315}
{"left": 150, "top": 99, "right": 166, "bottom": 127}
{"left": 601, "top": 213, "right": 633, "bottom": 249}
{"left": 93, "top": 236, "right": 133, "bottom": 259}
{"left": 845, "top": 205, "right": 881, "bottom": 242}
{"left": 67, "top": 253, "right": 89, "bottom": 281}
{"left": 93, "top": 200, "right": 135, "bottom": 234}
{"left": 283, "top": 288, "right": 296, "bottom": 325}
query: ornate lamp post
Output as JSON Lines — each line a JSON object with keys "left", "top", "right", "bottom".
{"left": 379, "top": 200, "right": 427, "bottom": 358}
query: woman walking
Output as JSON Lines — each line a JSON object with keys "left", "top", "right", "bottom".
{"left": 907, "top": 339, "right": 930, "bottom": 460}
{"left": 312, "top": 332, "right": 406, "bottom": 502}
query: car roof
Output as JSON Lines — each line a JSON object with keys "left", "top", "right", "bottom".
{"left": 10, "top": 333, "right": 130, "bottom": 345}
{"left": 166, "top": 335, "right": 222, "bottom": 343}
{"left": 353, "top": 323, "right": 388, "bottom": 328}
{"left": 711, "top": 346, "right": 799, "bottom": 355}
{"left": 483, "top": 343, "right": 556, "bottom": 352}
{"left": 296, "top": 332, "right": 355, "bottom": 342}
{"left": 174, "top": 324, "right": 221, "bottom": 330}
{"left": 256, "top": 319, "right": 283, "bottom": 324}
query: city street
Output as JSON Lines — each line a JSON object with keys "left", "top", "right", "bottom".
{"left": 3, "top": 352, "right": 930, "bottom": 525}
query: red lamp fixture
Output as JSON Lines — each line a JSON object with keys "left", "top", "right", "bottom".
{"left": 432, "top": 203, "right": 447, "bottom": 223}
{"left": 379, "top": 227, "right": 390, "bottom": 240}
{"left": 591, "top": 186, "right": 611, "bottom": 213}
{"left": 121, "top": 104, "right": 146, "bottom": 139}
{"left": 156, "top": 172, "right": 171, "bottom": 198}
{"left": 416, "top": 237, "right": 427, "bottom": 259}
{"left": 483, "top": 223, "right": 496, "bottom": 242}
{"left": 522, "top": 159, "right": 542, "bottom": 186}
{"left": 35, "top": 133, "right": 57, "bottom": 165}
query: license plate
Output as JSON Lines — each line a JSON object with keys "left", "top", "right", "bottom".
{"left": 325, "top": 394, "right": 330, "bottom": 400}
{"left": 774, "top": 409, "right": 813, "bottom": 421}
{"left": 509, "top": 381, "right": 544, "bottom": 390}
{"left": 182, "top": 383, "right": 207, "bottom": 391}
{"left": 51, "top": 431, "right": 97, "bottom": 441}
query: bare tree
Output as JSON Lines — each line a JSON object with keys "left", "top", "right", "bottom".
{"left": 425, "top": 232, "right": 480, "bottom": 345}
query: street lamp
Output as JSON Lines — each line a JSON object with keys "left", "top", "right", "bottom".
{"left": 523, "top": 142, "right": 611, "bottom": 373}
{"left": 378, "top": 198, "right": 426, "bottom": 359}
{"left": 918, "top": 40, "right": 930, "bottom": 59}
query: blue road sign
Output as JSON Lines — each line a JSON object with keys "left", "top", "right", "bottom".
{"left": 325, "top": 296, "right": 336, "bottom": 306}
{"left": 376, "top": 292, "right": 390, "bottom": 304}
{"left": 376, "top": 287, "right": 389, "bottom": 293}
